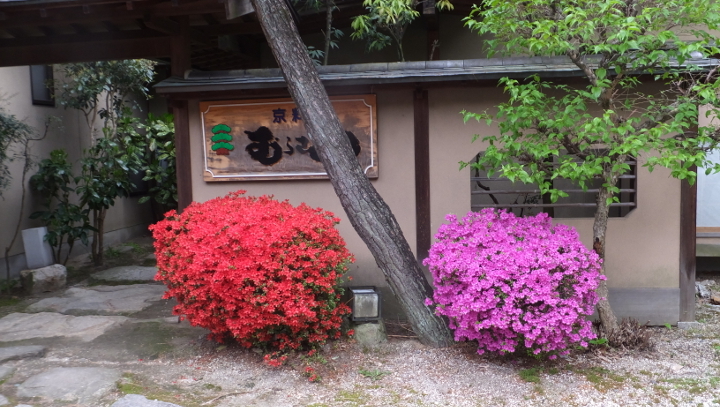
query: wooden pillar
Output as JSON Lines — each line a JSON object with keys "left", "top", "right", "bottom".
{"left": 414, "top": 89, "right": 431, "bottom": 262}
{"left": 171, "top": 28, "right": 193, "bottom": 212}
{"left": 679, "top": 167, "right": 697, "bottom": 322}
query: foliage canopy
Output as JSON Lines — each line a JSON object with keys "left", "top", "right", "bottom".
{"left": 462, "top": 0, "right": 720, "bottom": 334}
{"left": 463, "top": 0, "right": 720, "bottom": 198}
{"left": 0, "top": 107, "right": 34, "bottom": 196}
{"left": 351, "top": 0, "right": 452, "bottom": 61}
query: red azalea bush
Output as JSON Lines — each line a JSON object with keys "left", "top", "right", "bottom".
{"left": 150, "top": 190, "right": 353, "bottom": 351}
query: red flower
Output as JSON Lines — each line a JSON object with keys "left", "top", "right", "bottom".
{"left": 150, "top": 191, "right": 353, "bottom": 352}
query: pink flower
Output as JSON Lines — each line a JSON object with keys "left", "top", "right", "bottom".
{"left": 424, "top": 209, "right": 602, "bottom": 357}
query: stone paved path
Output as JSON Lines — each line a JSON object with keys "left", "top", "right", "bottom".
{"left": 27, "top": 284, "right": 167, "bottom": 315}
{"left": 0, "top": 247, "right": 202, "bottom": 407}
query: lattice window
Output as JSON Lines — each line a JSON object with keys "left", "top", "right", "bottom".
{"left": 29, "top": 65, "right": 54, "bottom": 107}
{"left": 470, "top": 155, "right": 637, "bottom": 218}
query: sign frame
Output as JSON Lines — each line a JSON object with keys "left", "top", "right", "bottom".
{"left": 200, "top": 94, "right": 378, "bottom": 182}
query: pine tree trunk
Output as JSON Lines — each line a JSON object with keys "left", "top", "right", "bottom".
{"left": 593, "top": 171, "right": 621, "bottom": 335}
{"left": 250, "top": 0, "right": 453, "bottom": 347}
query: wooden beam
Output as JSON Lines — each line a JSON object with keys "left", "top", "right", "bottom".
{"left": 38, "top": 26, "right": 56, "bottom": 36}
{"left": 0, "top": 0, "right": 144, "bottom": 13}
{"left": 0, "top": 0, "right": 224, "bottom": 28}
{"left": 201, "top": 21, "right": 261, "bottom": 35}
{"left": 202, "top": 13, "right": 219, "bottom": 25}
{"left": 144, "top": 15, "right": 212, "bottom": 46}
{"left": 679, "top": 167, "right": 697, "bottom": 322}
{"left": 5, "top": 27, "right": 26, "bottom": 39}
{"left": 0, "top": 36, "right": 171, "bottom": 67}
{"left": 102, "top": 20, "right": 120, "bottom": 31}
{"left": 70, "top": 23, "right": 89, "bottom": 34}
{"left": 0, "top": 30, "right": 166, "bottom": 48}
{"left": 414, "top": 88, "right": 431, "bottom": 262}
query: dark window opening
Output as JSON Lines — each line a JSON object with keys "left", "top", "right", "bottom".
{"left": 30, "top": 65, "right": 54, "bottom": 107}
{"left": 470, "top": 154, "right": 637, "bottom": 218}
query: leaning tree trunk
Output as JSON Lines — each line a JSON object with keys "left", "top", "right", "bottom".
{"left": 250, "top": 0, "right": 453, "bottom": 347}
{"left": 592, "top": 167, "right": 623, "bottom": 336}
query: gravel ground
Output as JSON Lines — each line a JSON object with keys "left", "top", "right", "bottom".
{"left": 91, "top": 296, "right": 720, "bottom": 407}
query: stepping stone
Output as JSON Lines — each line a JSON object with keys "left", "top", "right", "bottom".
{"left": 0, "top": 366, "right": 15, "bottom": 381}
{"left": 112, "top": 394, "right": 184, "bottom": 407}
{"left": 0, "top": 345, "right": 45, "bottom": 363}
{"left": 27, "top": 285, "right": 167, "bottom": 316}
{"left": 17, "top": 367, "right": 121, "bottom": 404}
{"left": 20, "top": 264, "right": 67, "bottom": 294}
{"left": 0, "top": 313, "right": 128, "bottom": 342}
{"left": 0, "top": 395, "right": 7, "bottom": 406}
{"left": 91, "top": 266, "right": 158, "bottom": 284}
{"left": 354, "top": 320, "right": 387, "bottom": 349}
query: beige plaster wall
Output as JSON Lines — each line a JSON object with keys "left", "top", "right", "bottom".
{"left": 438, "top": 14, "right": 490, "bottom": 61}
{"left": 188, "top": 89, "right": 418, "bottom": 293}
{"left": 187, "top": 84, "right": 683, "bottom": 315}
{"left": 428, "top": 86, "right": 681, "bottom": 290}
{"left": 0, "top": 65, "right": 153, "bottom": 273}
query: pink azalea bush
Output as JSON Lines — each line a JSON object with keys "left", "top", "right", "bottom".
{"left": 424, "top": 209, "right": 604, "bottom": 357}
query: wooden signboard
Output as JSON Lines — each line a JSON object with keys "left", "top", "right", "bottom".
{"left": 200, "top": 95, "right": 378, "bottom": 181}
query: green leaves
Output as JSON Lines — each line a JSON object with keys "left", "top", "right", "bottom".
{"left": 0, "top": 106, "right": 34, "bottom": 197}
{"left": 466, "top": 0, "right": 720, "bottom": 81}
{"left": 351, "top": 0, "right": 437, "bottom": 60}
{"left": 463, "top": 0, "right": 720, "bottom": 215}
{"left": 30, "top": 149, "right": 94, "bottom": 264}
{"left": 137, "top": 113, "right": 177, "bottom": 210}
{"left": 56, "top": 60, "right": 156, "bottom": 124}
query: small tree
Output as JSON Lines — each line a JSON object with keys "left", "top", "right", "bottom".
{"left": 30, "top": 149, "right": 93, "bottom": 265}
{"left": 351, "top": 0, "right": 452, "bottom": 61}
{"left": 1, "top": 106, "right": 45, "bottom": 287}
{"left": 292, "top": 0, "right": 344, "bottom": 65}
{"left": 136, "top": 113, "right": 178, "bottom": 218}
{"left": 57, "top": 61, "right": 156, "bottom": 140}
{"left": 462, "top": 0, "right": 720, "bottom": 334}
{"left": 56, "top": 60, "right": 155, "bottom": 265}
{"left": 0, "top": 106, "right": 33, "bottom": 197}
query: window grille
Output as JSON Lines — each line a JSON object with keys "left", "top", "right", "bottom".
{"left": 30, "top": 65, "right": 54, "bottom": 106}
{"left": 470, "top": 156, "right": 637, "bottom": 218}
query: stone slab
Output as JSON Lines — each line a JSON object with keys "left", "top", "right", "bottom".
{"left": 697, "top": 280, "right": 714, "bottom": 299}
{"left": 0, "top": 394, "right": 8, "bottom": 406}
{"left": 0, "top": 345, "right": 45, "bottom": 363}
{"left": 0, "top": 312, "right": 128, "bottom": 342}
{"left": 112, "top": 394, "right": 184, "bottom": 407}
{"left": 354, "top": 320, "right": 387, "bottom": 348}
{"left": 17, "top": 367, "right": 121, "bottom": 404}
{"left": 677, "top": 321, "right": 702, "bottom": 330}
{"left": 0, "top": 366, "right": 14, "bottom": 381}
{"left": 91, "top": 266, "right": 158, "bottom": 283}
{"left": 27, "top": 284, "right": 167, "bottom": 316}
{"left": 20, "top": 264, "right": 66, "bottom": 294}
